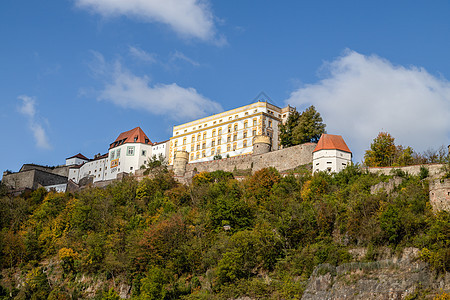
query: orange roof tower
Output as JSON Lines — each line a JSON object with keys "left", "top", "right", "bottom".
{"left": 313, "top": 134, "right": 351, "bottom": 154}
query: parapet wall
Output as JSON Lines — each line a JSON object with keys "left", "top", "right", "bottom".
{"left": 366, "top": 164, "right": 445, "bottom": 178}
{"left": 3, "top": 169, "right": 68, "bottom": 190}
{"left": 180, "top": 142, "right": 317, "bottom": 182}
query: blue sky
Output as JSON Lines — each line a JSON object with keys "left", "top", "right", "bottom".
{"left": 1, "top": 1, "right": 450, "bottom": 174}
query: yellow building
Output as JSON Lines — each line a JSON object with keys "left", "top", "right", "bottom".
{"left": 169, "top": 101, "right": 295, "bottom": 165}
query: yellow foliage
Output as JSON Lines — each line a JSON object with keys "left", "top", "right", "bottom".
{"left": 434, "top": 292, "right": 450, "bottom": 300}
{"left": 58, "top": 247, "right": 78, "bottom": 261}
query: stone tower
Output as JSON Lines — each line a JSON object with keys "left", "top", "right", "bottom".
{"left": 173, "top": 150, "right": 189, "bottom": 176}
{"left": 253, "top": 135, "right": 271, "bottom": 155}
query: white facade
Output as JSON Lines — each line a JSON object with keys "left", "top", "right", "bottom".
{"left": 65, "top": 156, "right": 88, "bottom": 166}
{"left": 68, "top": 156, "right": 107, "bottom": 183}
{"left": 169, "top": 101, "right": 294, "bottom": 164}
{"left": 313, "top": 149, "right": 352, "bottom": 173}
{"left": 105, "top": 143, "right": 154, "bottom": 180}
{"left": 152, "top": 141, "right": 170, "bottom": 162}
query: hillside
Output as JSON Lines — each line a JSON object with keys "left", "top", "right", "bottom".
{"left": 0, "top": 166, "right": 448, "bottom": 299}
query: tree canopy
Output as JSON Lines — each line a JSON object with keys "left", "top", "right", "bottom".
{"left": 279, "top": 105, "right": 326, "bottom": 147}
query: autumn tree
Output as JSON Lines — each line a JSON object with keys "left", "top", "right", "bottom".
{"left": 279, "top": 105, "right": 326, "bottom": 147}
{"left": 364, "top": 132, "right": 397, "bottom": 167}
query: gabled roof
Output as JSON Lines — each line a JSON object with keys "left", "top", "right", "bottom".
{"left": 109, "top": 127, "right": 152, "bottom": 149}
{"left": 66, "top": 153, "right": 89, "bottom": 160}
{"left": 313, "top": 134, "right": 351, "bottom": 153}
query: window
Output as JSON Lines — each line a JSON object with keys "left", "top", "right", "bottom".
{"left": 243, "top": 140, "right": 247, "bottom": 147}
{"left": 190, "top": 153, "right": 194, "bottom": 161}
{"left": 196, "top": 144, "right": 200, "bottom": 151}
{"left": 217, "top": 148, "right": 221, "bottom": 154}
{"left": 191, "top": 145, "right": 194, "bottom": 152}
{"left": 233, "top": 134, "right": 237, "bottom": 141}
{"left": 212, "top": 130, "right": 216, "bottom": 137}
{"left": 99, "top": 168, "right": 102, "bottom": 171}
{"left": 196, "top": 152, "right": 200, "bottom": 159}
{"left": 110, "top": 150, "right": 115, "bottom": 160}
{"left": 253, "top": 119, "right": 257, "bottom": 126}
{"left": 203, "top": 133, "right": 207, "bottom": 140}
{"left": 268, "top": 121, "right": 272, "bottom": 127}
{"left": 127, "top": 146, "right": 135, "bottom": 156}
{"left": 202, "top": 151, "right": 206, "bottom": 158}
{"left": 176, "top": 131, "right": 179, "bottom": 135}
{"left": 229, "top": 116, "right": 232, "bottom": 120}
{"left": 212, "top": 140, "right": 215, "bottom": 147}
{"left": 202, "top": 143, "right": 206, "bottom": 149}
{"left": 130, "top": 167, "right": 133, "bottom": 170}
{"left": 174, "top": 140, "right": 178, "bottom": 147}
{"left": 227, "top": 144, "right": 231, "bottom": 151}
{"left": 243, "top": 131, "right": 247, "bottom": 138}
{"left": 198, "top": 134, "right": 201, "bottom": 141}
{"left": 192, "top": 136, "right": 195, "bottom": 143}
{"left": 233, "top": 143, "right": 237, "bottom": 151}
{"left": 116, "top": 149, "right": 120, "bottom": 158}
{"left": 227, "top": 135, "right": 231, "bottom": 142}
{"left": 252, "top": 130, "right": 257, "bottom": 136}
{"left": 183, "top": 138, "right": 186, "bottom": 145}
{"left": 219, "top": 119, "right": 223, "bottom": 123}
{"left": 244, "top": 121, "right": 248, "bottom": 128}
{"left": 218, "top": 128, "right": 222, "bottom": 135}
{"left": 228, "top": 125, "right": 231, "bottom": 133}
{"left": 234, "top": 124, "right": 238, "bottom": 131}
{"left": 218, "top": 138, "right": 221, "bottom": 145}
{"left": 182, "top": 146, "right": 186, "bottom": 151}
{"left": 211, "top": 148, "right": 215, "bottom": 155}
{"left": 245, "top": 112, "right": 248, "bottom": 116}
{"left": 199, "top": 125, "right": 202, "bottom": 128}
{"left": 235, "top": 115, "right": 238, "bottom": 119}
{"left": 134, "top": 136, "right": 138, "bottom": 142}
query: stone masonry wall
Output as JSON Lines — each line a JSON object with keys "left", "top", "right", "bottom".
{"left": 179, "top": 142, "right": 317, "bottom": 184}
{"left": 429, "top": 178, "right": 450, "bottom": 211}
{"left": 366, "top": 163, "right": 444, "bottom": 178}
{"left": 2, "top": 169, "right": 68, "bottom": 190}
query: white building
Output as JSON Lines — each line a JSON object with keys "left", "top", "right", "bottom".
{"left": 312, "top": 134, "right": 352, "bottom": 173}
{"left": 68, "top": 127, "right": 170, "bottom": 184}
{"left": 65, "top": 153, "right": 89, "bottom": 166}
{"left": 169, "top": 101, "right": 295, "bottom": 164}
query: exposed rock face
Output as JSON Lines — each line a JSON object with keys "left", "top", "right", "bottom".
{"left": 302, "top": 248, "right": 449, "bottom": 300}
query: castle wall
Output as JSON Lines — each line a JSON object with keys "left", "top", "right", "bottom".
{"left": 429, "top": 178, "right": 450, "bottom": 211}
{"left": 20, "top": 164, "right": 70, "bottom": 177}
{"left": 3, "top": 169, "right": 68, "bottom": 190}
{"left": 366, "top": 164, "right": 445, "bottom": 178}
{"left": 252, "top": 142, "right": 316, "bottom": 172}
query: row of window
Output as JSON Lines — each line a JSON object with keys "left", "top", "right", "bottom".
{"left": 110, "top": 146, "right": 150, "bottom": 158}
{"left": 175, "top": 110, "right": 260, "bottom": 135}
{"left": 176, "top": 129, "right": 258, "bottom": 147}
{"left": 189, "top": 141, "right": 249, "bottom": 160}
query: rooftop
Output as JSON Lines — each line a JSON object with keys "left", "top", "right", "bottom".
{"left": 109, "top": 127, "right": 152, "bottom": 149}
{"left": 313, "top": 134, "right": 351, "bottom": 154}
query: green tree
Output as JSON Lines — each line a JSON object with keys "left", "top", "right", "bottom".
{"left": 364, "top": 132, "right": 397, "bottom": 167}
{"left": 280, "top": 106, "right": 326, "bottom": 147}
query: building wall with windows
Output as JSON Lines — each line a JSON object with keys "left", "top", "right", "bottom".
{"left": 169, "top": 101, "right": 295, "bottom": 165}
{"left": 313, "top": 149, "right": 352, "bottom": 173}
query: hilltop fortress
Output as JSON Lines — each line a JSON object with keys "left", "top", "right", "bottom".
{"left": 2, "top": 100, "right": 449, "bottom": 211}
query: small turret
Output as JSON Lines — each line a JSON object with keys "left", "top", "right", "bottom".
{"left": 253, "top": 135, "right": 271, "bottom": 155}
{"left": 173, "top": 150, "right": 189, "bottom": 176}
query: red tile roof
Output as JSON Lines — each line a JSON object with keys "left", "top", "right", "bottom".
{"left": 66, "top": 153, "right": 89, "bottom": 160}
{"left": 109, "top": 127, "right": 152, "bottom": 149}
{"left": 313, "top": 134, "right": 351, "bottom": 153}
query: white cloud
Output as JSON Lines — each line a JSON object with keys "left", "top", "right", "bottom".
{"left": 129, "top": 46, "right": 157, "bottom": 63}
{"left": 75, "top": 0, "right": 224, "bottom": 43}
{"left": 286, "top": 50, "right": 450, "bottom": 162}
{"left": 17, "top": 95, "right": 51, "bottom": 150}
{"left": 170, "top": 50, "right": 200, "bottom": 67}
{"left": 92, "top": 53, "right": 222, "bottom": 121}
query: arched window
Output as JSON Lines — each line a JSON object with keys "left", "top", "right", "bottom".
{"left": 243, "top": 131, "right": 247, "bottom": 138}
{"left": 212, "top": 130, "right": 216, "bottom": 137}
{"left": 228, "top": 125, "right": 232, "bottom": 133}
{"left": 227, "top": 144, "right": 231, "bottom": 152}
{"left": 218, "top": 128, "right": 222, "bottom": 135}
{"left": 244, "top": 121, "right": 248, "bottom": 128}
{"left": 253, "top": 118, "right": 257, "bottom": 126}
{"left": 203, "top": 132, "right": 207, "bottom": 139}
{"left": 190, "top": 153, "right": 194, "bottom": 161}
{"left": 233, "top": 143, "right": 237, "bottom": 151}
{"left": 211, "top": 148, "right": 215, "bottom": 156}
{"left": 191, "top": 136, "right": 195, "bottom": 143}
{"left": 243, "top": 140, "right": 247, "bottom": 147}
{"left": 234, "top": 124, "right": 238, "bottom": 131}
{"left": 202, "top": 151, "right": 206, "bottom": 158}
{"left": 183, "top": 138, "right": 186, "bottom": 145}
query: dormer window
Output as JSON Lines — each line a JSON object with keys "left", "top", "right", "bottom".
{"left": 145, "top": 138, "right": 149, "bottom": 144}
{"left": 134, "top": 136, "right": 138, "bottom": 142}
